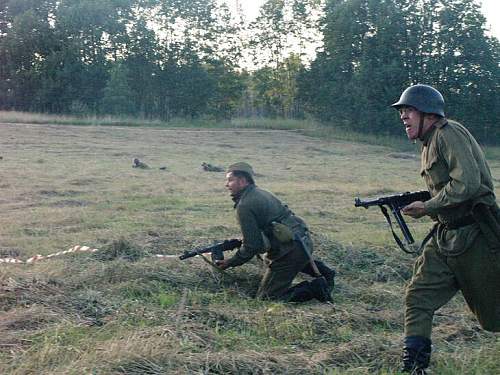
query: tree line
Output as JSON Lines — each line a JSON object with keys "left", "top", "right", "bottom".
{"left": 0, "top": 0, "right": 498, "bottom": 142}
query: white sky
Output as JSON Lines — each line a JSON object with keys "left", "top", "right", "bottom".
{"left": 237, "top": 0, "right": 500, "bottom": 40}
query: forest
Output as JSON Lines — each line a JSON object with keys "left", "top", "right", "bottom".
{"left": 0, "top": 0, "right": 499, "bottom": 142}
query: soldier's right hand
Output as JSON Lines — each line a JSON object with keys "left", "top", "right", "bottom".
{"left": 402, "top": 201, "right": 427, "bottom": 218}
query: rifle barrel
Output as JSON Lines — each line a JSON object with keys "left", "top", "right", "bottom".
{"left": 179, "top": 239, "right": 242, "bottom": 261}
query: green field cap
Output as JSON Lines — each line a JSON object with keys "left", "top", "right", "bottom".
{"left": 227, "top": 162, "right": 254, "bottom": 176}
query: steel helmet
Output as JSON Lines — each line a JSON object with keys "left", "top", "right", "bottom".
{"left": 391, "top": 84, "right": 445, "bottom": 117}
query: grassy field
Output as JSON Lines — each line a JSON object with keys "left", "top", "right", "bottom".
{"left": 0, "top": 117, "right": 499, "bottom": 374}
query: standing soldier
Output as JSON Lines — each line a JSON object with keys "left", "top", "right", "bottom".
{"left": 391, "top": 84, "right": 500, "bottom": 374}
{"left": 216, "top": 162, "right": 336, "bottom": 303}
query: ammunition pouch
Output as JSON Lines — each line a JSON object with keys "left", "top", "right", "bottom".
{"left": 270, "top": 221, "right": 294, "bottom": 243}
{"left": 269, "top": 212, "right": 309, "bottom": 244}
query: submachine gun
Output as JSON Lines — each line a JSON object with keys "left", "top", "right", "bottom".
{"left": 354, "top": 190, "right": 431, "bottom": 254}
{"left": 179, "top": 239, "right": 242, "bottom": 262}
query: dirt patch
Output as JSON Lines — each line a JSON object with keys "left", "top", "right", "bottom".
{"left": 0, "top": 247, "right": 21, "bottom": 258}
{"left": 305, "top": 146, "right": 343, "bottom": 155}
{"left": 69, "top": 178, "right": 99, "bottom": 186}
{"left": 387, "top": 152, "right": 418, "bottom": 160}
{"left": 39, "top": 190, "right": 84, "bottom": 197}
{"left": 216, "top": 143, "right": 237, "bottom": 148}
{"left": 49, "top": 199, "right": 91, "bottom": 208}
{"left": 0, "top": 306, "right": 57, "bottom": 331}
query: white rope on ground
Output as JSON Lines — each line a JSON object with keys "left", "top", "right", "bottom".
{"left": 0, "top": 245, "right": 182, "bottom": 265}
{"left": 0, "top": 245, "right": 99, "bottom": 264}
{"left": 153, "top": 254, "right": 180, "bottom": 259}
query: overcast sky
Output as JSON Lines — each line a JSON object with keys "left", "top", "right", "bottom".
{"left": 238, "top": 0, "right": 500, "bottom": 40}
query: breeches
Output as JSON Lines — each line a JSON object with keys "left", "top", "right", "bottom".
{"left": 256, "top": 244, "right": 309, "bottom": 300}
{"left": 405, "top": 234, "right": 500, "bottom": 338}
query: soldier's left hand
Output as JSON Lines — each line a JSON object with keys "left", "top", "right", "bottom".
{"left": 402, "top": 201, "right": 427, "bottom": 218}
{"left": 215, "top": 259, "right": 230, "bottom": 270}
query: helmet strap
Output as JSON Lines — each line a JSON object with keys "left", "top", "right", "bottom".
{"left": 417, "top": 113, "right": 425, "bottom": 141}
{"left": 417, "top": 114, "right": 442, "bottom": 142}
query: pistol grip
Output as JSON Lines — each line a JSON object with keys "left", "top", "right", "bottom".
{"left": 393, "top": 208, "right": 414, "bottom": 244}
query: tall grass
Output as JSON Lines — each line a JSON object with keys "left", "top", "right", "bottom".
{"left": 0, "top": 115, "right": 498, "bottom": 374}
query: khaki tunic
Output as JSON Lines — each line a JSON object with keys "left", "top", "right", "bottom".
{"left": 421, "top": 118, "right": 497, "bottom": 255}
{"left": 226, "top": 184, "right": 312, "bottom": 299}
{"left": 405, "top": 118, "right": 500, "bottom": 337}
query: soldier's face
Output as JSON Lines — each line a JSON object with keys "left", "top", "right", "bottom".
{"left": 399, "top": 106, "right": 422, "bottom": 140}
{"left": 225, "top": 172, "right": 247, "bottom": 195}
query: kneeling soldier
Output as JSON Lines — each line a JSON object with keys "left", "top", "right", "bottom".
{"left": 216, "top": 162, "right": 336, "bottom": 303}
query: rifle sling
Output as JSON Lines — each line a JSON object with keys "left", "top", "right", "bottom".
{"left": 198, "top": 254, "right": 237, "bottom": 281}
{"left": 379, "top": 205, "right": 435, "bottom": 254}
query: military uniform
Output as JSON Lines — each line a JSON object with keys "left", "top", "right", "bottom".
{"left": 405, "top": 118, "right": 500, "bottom": 337}
{"left": 133, "top": 158, "right": 150, "bottom": 169}
{"left": 225, "top": 163, "right": 334, "bottom": 302}
{"left": 392, "top": 84, "right": 500, "bottom": 373}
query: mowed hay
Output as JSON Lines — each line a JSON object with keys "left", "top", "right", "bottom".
{"left": 0, "top": 123, "right": 499, "bottom": 374}
{"left": 92, "top": 238, "right": 149, "bottom": 262}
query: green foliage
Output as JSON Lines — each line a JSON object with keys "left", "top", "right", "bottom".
{"left": 250, "top": 54, "right": 305, "bottom": 118}
{"left": 299, "top": 0, "right": 500, "bottom": 143}
{"left": 102, "top": 63, "right": 135, "bottom": 115}
{"left": 0, "top": 0, "right": 498, "bottom": 143}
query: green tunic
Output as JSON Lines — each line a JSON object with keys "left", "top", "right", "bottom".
{"left": 405, "top": 118, "right": 500, "bottom": 338}
{"left": 226, "top": 184, "right": 313, "bottom": 299}
{"left": 226, "top": 184, "right": 311, "bottom": 267}
{"left": 421, "top": 118, "right": 497, "bottom": 255}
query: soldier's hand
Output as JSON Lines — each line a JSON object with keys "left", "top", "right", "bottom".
{"left": 402, "top": 201, "right": 427, "bottom": 219}
{"left": 215, "top": 259, "right": 230, "bottom": 270}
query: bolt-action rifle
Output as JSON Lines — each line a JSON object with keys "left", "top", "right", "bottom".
{"left": 354, "top": 191, "right": 432, "bottom": 254}
{"left": 179, "top": 239, "right": 242, "bottom": 262}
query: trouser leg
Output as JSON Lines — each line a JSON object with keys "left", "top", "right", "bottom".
{"left": 403, "top": 232, "right": 500, "bottom": 374}
{"left": 257, "top": 245, "right": 308, "bottom": 300}
{"left": 403, "top": 239, "right": 455, "bottom": 373}
{"left": 448, "top": 234, "right": 500, "bottom": 332}
{"left": 405, "top": 238, "right": 458, "bottom": 338}
{"left": 257, "top": 245, "right": 332, "bottom": 302}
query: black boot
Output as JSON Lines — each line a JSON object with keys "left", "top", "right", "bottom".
{"left": 301, "top": 260, "right": 336, "bottom": 290}
{"left": 401, "top": 336, "right": 432, "bottom": 374}
{"left": 309, "top": 277, "right": 333, "bottom": 302}
{"left": 282, "top": 279, "right": 332, "bottom": 303}
{"left": 282, "top": 281, "right": 315, "bottom": 302}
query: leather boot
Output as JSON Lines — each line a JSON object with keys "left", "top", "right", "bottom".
{"left": 309, "top": 277, "right": 333, "bottom": 302}
{"left": 283, "top": 281, "right": 315, "bottom": 302}
{"left": 302, "top": 260, "right": 336, "bottom": 290}
{"left": 401, "top": 336, "right": 432, "bottom": 374}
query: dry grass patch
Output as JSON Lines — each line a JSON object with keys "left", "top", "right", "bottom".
{"left": 0, "top": 122, "right": 499, "bottom": 374}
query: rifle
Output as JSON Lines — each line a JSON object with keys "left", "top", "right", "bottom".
{"left": 354, "top": 191, "right": 431, "bottom": 253}
{"left": 179, "top": 239, "right": 242, "bottom": 262}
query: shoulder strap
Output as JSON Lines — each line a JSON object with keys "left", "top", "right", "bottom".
{"left": 379, "top": 205, "right": 436, "bottom": 254}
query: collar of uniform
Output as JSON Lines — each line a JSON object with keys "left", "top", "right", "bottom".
{"left": 434, "top": 117, "right": 448, "bottom": 129}
{"left": 421, "top": 117, "right": 448, "bottom": 146}
{"left": 232, "top": 184, "right": 255, "bottom": 208}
